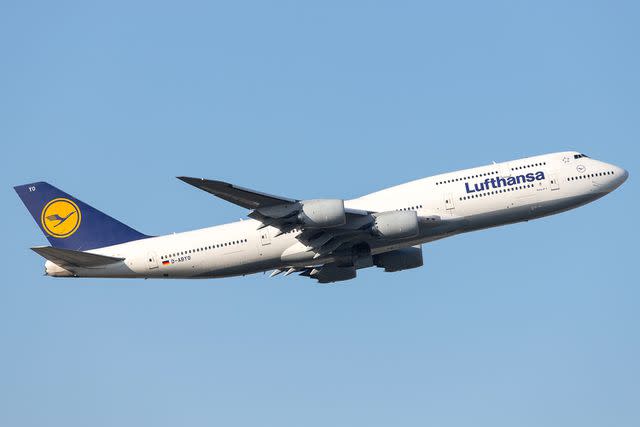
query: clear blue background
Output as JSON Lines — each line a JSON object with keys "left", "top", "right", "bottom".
{"left": 1, "top": 1, "right": 638, "bottom": 426}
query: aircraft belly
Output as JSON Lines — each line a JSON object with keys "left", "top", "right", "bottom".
{"left": 460, "top": 192, "right": 602, "bottom": 232}
{"left": 194, "top": 234, "right": 286, "bottom": 278}
{"left": 69, "top": 262, "right": 139, "bottom": 278}
{"left": 367, "top": 192, "right": 606, "bottom": 256}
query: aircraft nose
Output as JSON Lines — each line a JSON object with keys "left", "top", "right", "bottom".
{"left": 610, "top": 164, "right": 628, "bottom": 189}
{"left": 616, "top": 166, "right": 628, "bottom": 183}
{"left": 620, "top": 168, "right": 629, "bottom": 183}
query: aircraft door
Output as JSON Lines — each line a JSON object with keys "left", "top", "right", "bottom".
{"left": 260, "top": 228, "right": 271, "bottom": 246}
{"left": 258, "top": 228, "right": 271, "bottom": 256}
{"left": 549, "top": 174, "right": 560, "bottom": 191}
{"left": 500, "top": 163, "right": 512, "bottom": 178}
{"left": 444, "top": 194, "right": 455, "bottom": 210}
{"left": 147, "top": 252, "right": 159, "bottom": 269}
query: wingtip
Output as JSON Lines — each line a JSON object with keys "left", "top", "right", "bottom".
{"left": 178, "top": 177, "right": 231, "bottom": 188}
{"left": 177, "top": 176, "right": 202, "bottom": 184}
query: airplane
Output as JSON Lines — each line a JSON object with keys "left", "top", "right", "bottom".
{"left": 14, "top": 151, "right": 628, "bottom": 283}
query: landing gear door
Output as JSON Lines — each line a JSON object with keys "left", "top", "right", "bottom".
{"left": 147, "top": 252, "right": 159, "bottom": 269}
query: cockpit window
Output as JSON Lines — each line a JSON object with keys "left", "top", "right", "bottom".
{"left": 574, "top": 153, "right": 589, "bottom": 159}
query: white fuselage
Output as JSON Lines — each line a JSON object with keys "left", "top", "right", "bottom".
{"left": 45, "top": 151, "right": 628, "bottom": 279}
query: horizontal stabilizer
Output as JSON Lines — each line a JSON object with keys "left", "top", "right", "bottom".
{"left": 31, "top": 246, "right": 124, "bottom": 268}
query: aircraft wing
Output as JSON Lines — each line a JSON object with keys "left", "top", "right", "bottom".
{"left": 177, "top": 177, "right": 298, "bottom": 209}
{"left": 178, "top": 177, "right": 445, "bottom": 262}
{"left": 178, "top": 176, "right": 378, "bottom": 260}
{"left": 179, "top": 176, "right": 370, "bottom": 225}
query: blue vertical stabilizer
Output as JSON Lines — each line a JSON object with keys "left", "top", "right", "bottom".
{"left": 14, "top": 182, "right": 149, "bottom": 250}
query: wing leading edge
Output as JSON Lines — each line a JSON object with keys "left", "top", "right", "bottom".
{"left": 177, "top": 177, "right": 298, "bottom": 209}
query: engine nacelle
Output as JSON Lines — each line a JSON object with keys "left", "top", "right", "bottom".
{"left": 373, "top": 246, "right": 424, "bottom": 272}
{"left": 298, "top": 199, "right": 346, "bottom": 228}
{"left": 371, "top": 211, "right": 419, "bottom": 239}
{"left": 311, "top": 264, "right": 357, "bottom": 284}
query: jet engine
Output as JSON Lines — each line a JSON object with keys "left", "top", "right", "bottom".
{"left": 373, "top": 246, "right": 423, "bottom": 272}
{"left": 371, "top": 211, "right": 419, "bottom": 239}
{"left": 297, "top": 199, "right": 346, "bottom": 228}
{"left": 309, "top": 264, "right": 357, "bottom": 283}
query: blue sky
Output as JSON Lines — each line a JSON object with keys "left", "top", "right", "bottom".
{"left": 1, "top": 1, "right": 638, "bottom": 426}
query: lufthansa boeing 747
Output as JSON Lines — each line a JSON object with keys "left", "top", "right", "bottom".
{"left": 15, "top": 151, "right": 628, "bottom": 283}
